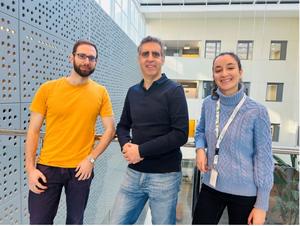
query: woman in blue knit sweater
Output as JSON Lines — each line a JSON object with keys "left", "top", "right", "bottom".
{"left": 192, "top": 52, "right": 274, "bottom": 225}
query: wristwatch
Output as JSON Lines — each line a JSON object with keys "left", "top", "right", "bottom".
{"left": 88, "top": 156, "right": 95, "bottom": 164}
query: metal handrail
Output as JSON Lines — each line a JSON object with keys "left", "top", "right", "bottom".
{"left": 0, "top": 128, "right": 116, "bottom": 141}
{"left": 1, "top": 128, "right": 299, "bottom": 220}
{"left": 0, "top": 129, "right": 299, "bottom": 154}
{"left": 185, "top": 141, "right": 299, "bottom": 155}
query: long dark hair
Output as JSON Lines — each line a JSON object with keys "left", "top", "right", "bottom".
{"left": 211, "top": 52, "right": 242, "bottom": 100}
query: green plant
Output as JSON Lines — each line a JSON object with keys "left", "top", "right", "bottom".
{"left": 269, "top": 155, "right": 299, "bottom": 224}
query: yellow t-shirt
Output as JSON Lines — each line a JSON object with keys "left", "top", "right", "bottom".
{"left": 30, "top": 77, "right": 114, "bottom": 168}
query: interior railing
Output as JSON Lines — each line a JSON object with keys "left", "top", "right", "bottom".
{"left": 188, "top": 145, "right": 299, "bottom": 225}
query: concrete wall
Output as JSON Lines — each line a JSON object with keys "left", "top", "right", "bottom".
{"left": 147, "top": 16, "right": 299, "bottom": 147}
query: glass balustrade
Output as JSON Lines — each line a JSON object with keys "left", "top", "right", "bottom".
{"left": 0, "top": 129, "right": 299, "bottom": 224}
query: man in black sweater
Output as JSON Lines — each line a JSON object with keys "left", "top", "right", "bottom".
{"left": 111, "top": 36, "right": 189, "bottom": 225}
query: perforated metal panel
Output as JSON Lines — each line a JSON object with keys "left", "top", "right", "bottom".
{"left": 0, "top": 14, "right": 19, "bottom": 103}
{"left": 0, "top": 135, "right": 20, "bottom": 201}
{"left": 0, "top": 196, "right": 21, "bottom": 224}
{"left": 0, "top": 0, "right": 140, "bottom": 224}
{"left": 19, "top": 21, "right": 72, "bottom": 102}
{"left": 0, "top": 0, "right": 18, "bottom": 18}
{"left": 0, "top": 104, "right": 21, "bottom": 221}
{"left": 19, "top": 0, "right": 81, "bottom": 43}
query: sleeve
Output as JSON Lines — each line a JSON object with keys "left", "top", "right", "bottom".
{"left": 116, "top": 90, "right": 132, "bottom": 149}
{"left": 99, "top": 87, "right": 114, "bottom": 117}
{"left": 195, "top": 100, "right": 207, "bottom": 150}
{"left": 253, "top": 106, "right": 274, "bottom": 211}
{"left": 29, "top": 83, "right": 48, "bottom": 116}
{"left": 139, "top": 85, "right": 189, "bottom": 157}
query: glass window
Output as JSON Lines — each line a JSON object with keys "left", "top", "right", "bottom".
{"left": 237, "top": 40, "right": 253, "bottom": 60}
{"left": 182, "top": 47, "right": 200, "bottom": 57}
{"left": 165, "top": 48, "right": 181, "bottom": 57}
{"left": 202, "top": 81, "right": 214, "bottom": 98}
{"left": 131, "top": 3, "right": 137, "bottom": 25}
{"left": 130, "top": 24, "right": 138, "bottom": 44}
{"left": 134, "top": 9, "right": 139, "bottom": 30}
{"left": 176, "top": 80, "right": 199, "bottom": 99}
{"left": 116, "top": 0, "right": 122, "bottom": 7}
{"left": 205, "top": 40, "right": 221, "bottom": 59}
{"left": 164, "top": 40, "right": 201, "bottom": 57}
{"left": 122, "top": 12, "right": 128, "bottom": 33}
{"left": 271, "top": 123, "right": 280, "bottom": 142}
{"left": 114, "top": 2, "right": 122, "bottom": 27}
{"left": 297, "top": 126, "right": 299, "bottom": 146}
{"left": 266, "top": 83, "right": 284, "bottom": 102}
{"left": 99, "top": 0, "right": 111, "bottom": 15}
{"left": 243, "top": 82, "right": 251, "bottom": 96}
{"left": 269, "top": 41, "right": 288, "bottom": 60}
{"left": 122, "top": 0, "right": 128, "bottom": 14}
{"left": 202, "top": 81, "right": 250, "bottom": 98}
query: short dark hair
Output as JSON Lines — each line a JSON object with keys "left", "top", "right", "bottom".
{"left": 72, "top": 40, "right": 98, "bottom": 59}
{"left": 137, "top": 36, "right": 164, "bottom": 57}
{"left": 211, "top": 52, "right": 243, "bottom": 99}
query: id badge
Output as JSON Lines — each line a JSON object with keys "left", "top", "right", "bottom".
{"left": 209, "top": 168, "right": 218, "bottom": 188}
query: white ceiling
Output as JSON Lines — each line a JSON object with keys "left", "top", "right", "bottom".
{"left": 137, "top": 0, "right": 299, "bottom": 5}
{"left": 136, "top": 0, "right": 299, "bottom": 18}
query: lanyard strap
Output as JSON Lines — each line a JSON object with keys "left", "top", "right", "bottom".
{"left": 215, "top": 94, "right": 246, "bottom": 150}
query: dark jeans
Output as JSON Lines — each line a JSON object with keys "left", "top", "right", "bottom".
{"left": 192, "top": 184, "right": 256, "bottom": 225}
{"left": 28, "top": 164, "right": 93, "bottom": 225}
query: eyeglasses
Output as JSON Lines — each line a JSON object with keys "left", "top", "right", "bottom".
{"left": 140, "top": 51, "right": 161, "bottom": 59}
{"left": 74, "top": 53, "right": 97, "bottom": 62}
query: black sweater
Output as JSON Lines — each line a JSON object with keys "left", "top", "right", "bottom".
{"left": 116, "top": 74, "right": 189, "bottom": 173}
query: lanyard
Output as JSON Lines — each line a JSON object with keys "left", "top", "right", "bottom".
{"left": 213, "top": 94, "right": 246, "bottom": 166}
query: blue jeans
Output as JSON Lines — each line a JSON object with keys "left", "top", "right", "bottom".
{"left": 28, "top": 164, "right": 93, "bottom": 224}
{"left": 111, "top": 167, "right": 182, "bottom": 225}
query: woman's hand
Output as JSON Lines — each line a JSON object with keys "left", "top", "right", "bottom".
{"left": 196, "top": 148, "right": 208, "bottom": 172}
{"left": 248, "top": 207, "right": 266, "bottom": 225}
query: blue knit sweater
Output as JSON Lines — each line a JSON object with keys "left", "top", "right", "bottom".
{"left": 195, "top": 85, "right": 274, "bottom": 211}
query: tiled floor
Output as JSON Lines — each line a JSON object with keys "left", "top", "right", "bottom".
{"left": 176, "top": 178, "right": 193, "bottom": 225}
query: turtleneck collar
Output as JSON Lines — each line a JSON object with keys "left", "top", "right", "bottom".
{"left": 216, "top": 84, "right": 245, "bottom": 106}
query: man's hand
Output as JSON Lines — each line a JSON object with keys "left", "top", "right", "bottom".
{"left": 27, "top": 168, "right": 47, "bottom": 194}
{"left": 122, "top": 143, "right": 143, "bottom": 164}
{"left": 248, "top": 207, "right": 266, "bottom": 225}
{"left": 75, "top": 156, "right": 94, "bottom": 180}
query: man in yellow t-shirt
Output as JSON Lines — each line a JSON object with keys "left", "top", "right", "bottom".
{"left": 25, "top": 40, "right": 115, "bottom": 224}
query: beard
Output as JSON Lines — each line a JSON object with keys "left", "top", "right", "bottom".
{"left": 73, "top": 62, "right": 95, "bottom": 77}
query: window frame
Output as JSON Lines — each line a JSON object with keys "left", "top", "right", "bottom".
{"left": 271, "top": 123, "right": 280, "bottom": 142}
{"left": 269, "top": 40, "right": 288, "bottom": 60}
{"left": 237, "top": 40, "right": 254, "bottom": 60}
{"left": 175, "top": 80, "right": 199, "bottom": 99}
{"left": 205, "top": 40, "right": 221, "bottom": 59}
{"left": 266, "top": 82, "right": 284, "bottom": 102}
